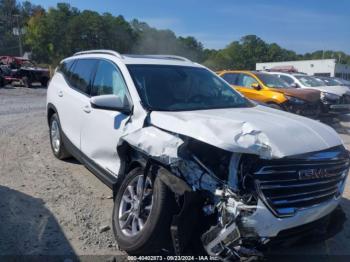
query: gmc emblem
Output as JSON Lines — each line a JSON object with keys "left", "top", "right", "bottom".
{"left": 298, "top": 168, "right": 334, "bottom": 180}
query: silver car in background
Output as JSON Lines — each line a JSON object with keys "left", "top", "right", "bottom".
{"left": 269, "top": 72, "right": 350, "bottom": 114}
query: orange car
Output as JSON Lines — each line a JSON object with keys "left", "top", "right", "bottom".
{"left": 217, "top": 70, "right": 321, "bottom": 117}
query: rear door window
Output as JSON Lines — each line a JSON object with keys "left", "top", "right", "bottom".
{"left": 69, "top": 59, "right": 98, "bottom": 95}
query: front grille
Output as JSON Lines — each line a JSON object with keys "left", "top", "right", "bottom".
{"left": 252, "top": 149, "right": 349, "bottom": 217}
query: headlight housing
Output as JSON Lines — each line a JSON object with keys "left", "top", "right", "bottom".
{"left": 321, "top": 92, "right": 340, "bottom": 101}
{"left": 285, "top": 95, "right": 305, "bottom": 104}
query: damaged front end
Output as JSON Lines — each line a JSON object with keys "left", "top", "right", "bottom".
{"left": 171, "top": 141, "right": 264, "bottom": 261}
{"left": 200, "top": 188, "right": 261, "bottom": 261}
{"left": 120, "top": 124, "right": 349, "bottom": 261}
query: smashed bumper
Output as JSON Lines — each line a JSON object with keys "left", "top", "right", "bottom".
{"left": 241, "top": 198, "right": 341, "bottom": 238}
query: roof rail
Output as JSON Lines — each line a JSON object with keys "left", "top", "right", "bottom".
{"left": 146, "top": 55, "right": 191, "bottom": 62}
{"left": 123, "top": 54, "right": 191, "bottom": 62}
{"left": 74, "top": 49, "right": 123, "bottom": 59}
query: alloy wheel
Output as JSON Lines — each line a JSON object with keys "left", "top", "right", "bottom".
{"left": 118, "top": 175, "right": 153, "bottom": 237}
{"left": 50, "top": 120, "right": 61, "bottom": 153}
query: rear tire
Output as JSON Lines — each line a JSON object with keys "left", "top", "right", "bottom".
{"left": 113, "top": 166, "right": 175, "bottom": 255}
{"left": 49, "top": 113, "right": 71, "bottom": 160}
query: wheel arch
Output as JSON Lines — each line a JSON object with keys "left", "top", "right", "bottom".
{"left": 47, "top": 103, "right": 58, "bottom": 125}
{"left": 114, "top": 141, "right": 145, "bottom": 199}
{"left": 114, "top": 141, "right": 192, "bottom": 199}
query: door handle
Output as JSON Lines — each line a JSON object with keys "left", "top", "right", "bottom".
{"left": 83, "top": 105, "right": 91, "bottom": 113}
{"left": 58, "top": 91, "right": 63, "bottom": 97}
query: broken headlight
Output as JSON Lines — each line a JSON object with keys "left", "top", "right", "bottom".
{"left": 321, "top": 92, "right": 340, "bottom": 101}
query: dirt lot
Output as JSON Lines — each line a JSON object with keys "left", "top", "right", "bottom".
{"left": 1, "top": 86, "right": 350, "bottom": 261}
{"left": 0, "top": 86, "right": 123, "bottom": 261}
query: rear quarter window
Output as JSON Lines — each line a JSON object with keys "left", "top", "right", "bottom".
{"left": 58, "top": 60, "right": 75, "bottom": 80}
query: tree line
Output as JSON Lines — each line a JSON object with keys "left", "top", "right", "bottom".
{"left": 1, "top": 0, "right": 349, "bottom": 70}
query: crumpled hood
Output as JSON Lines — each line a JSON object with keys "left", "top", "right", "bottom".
{"left": 269, "top": 88, "right": 320, "bottom": 102}
{"left": 150, "top": 106, "right": 342, "bottom": 159}
{"left": 306, "top": 85, "right": 350, "bottom": 96}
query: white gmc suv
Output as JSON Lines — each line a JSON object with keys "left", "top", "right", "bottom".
{"left": 47, "top": 50, "right": 349, "bottom": 260}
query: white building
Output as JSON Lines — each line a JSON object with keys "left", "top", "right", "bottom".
{"left": 256, "top": 59, "right": 350, "bottom": 80}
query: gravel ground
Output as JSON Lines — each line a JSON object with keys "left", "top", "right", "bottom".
{"left": 0, "top": 86, "right": 124, "bottom": 261}
{"left": 0, "top": 86, "right": 350, "bottom": 261}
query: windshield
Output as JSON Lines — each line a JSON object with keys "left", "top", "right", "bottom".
{"left": 127, "top": 65, "right": 252, "bottom": 111}
{"left": 318, "top": 77, "right": 342, "bottom": 86}
{"left": 337, "top": 78, "right": 350, "bottom": 86}
{"left": 255, "top": 73, "right": 289, "bottom": 88}
{"left": 333, "top": 78, "right": 346, "bottom": 85}
{"left": 295, "top": 75, "right": 324, "bottom": 87}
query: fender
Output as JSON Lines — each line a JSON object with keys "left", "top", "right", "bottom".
{"left": 115, "top": 140, "right": 192, "bottom": 197}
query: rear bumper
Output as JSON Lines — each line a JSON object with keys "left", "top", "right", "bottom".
{"left": 4, "top": 76, "right": 20, "bottom": 83}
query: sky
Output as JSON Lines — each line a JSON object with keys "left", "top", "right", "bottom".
{"left": 27, "top": 0, "right": 350, "bottom": 54}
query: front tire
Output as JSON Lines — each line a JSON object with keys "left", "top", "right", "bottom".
{"left": 49, "top": 113, "right": 70, "bottom": 159}
{"left": 113, "top": 166, "right": 175, "bottom": 255}
{"left": 22, "top": 76, "right": 32, "bottom": 88}
{"left": 41, "top": 77, "right": 49, "bottom": 87}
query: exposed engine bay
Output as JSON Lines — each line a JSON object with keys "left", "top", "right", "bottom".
{"left": 171, "top": 140, "right": 264, "bottom": 261}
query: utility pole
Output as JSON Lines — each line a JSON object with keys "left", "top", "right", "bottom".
{"left": 13, "top": 14, "right": 23, "bottom": 57}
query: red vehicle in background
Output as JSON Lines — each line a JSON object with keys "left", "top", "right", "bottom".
{"left": 0, "top": 56, "right": 28, "bottom": 68}
{"left": 0, "top": 56, "right": 50, "bottom": 87}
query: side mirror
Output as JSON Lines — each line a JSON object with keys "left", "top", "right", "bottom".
{"left": 90, "top": 95, "right": 131, "bottom": 114}
{"left": 251, "top": 83, "right": 262, "bottom": 90}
